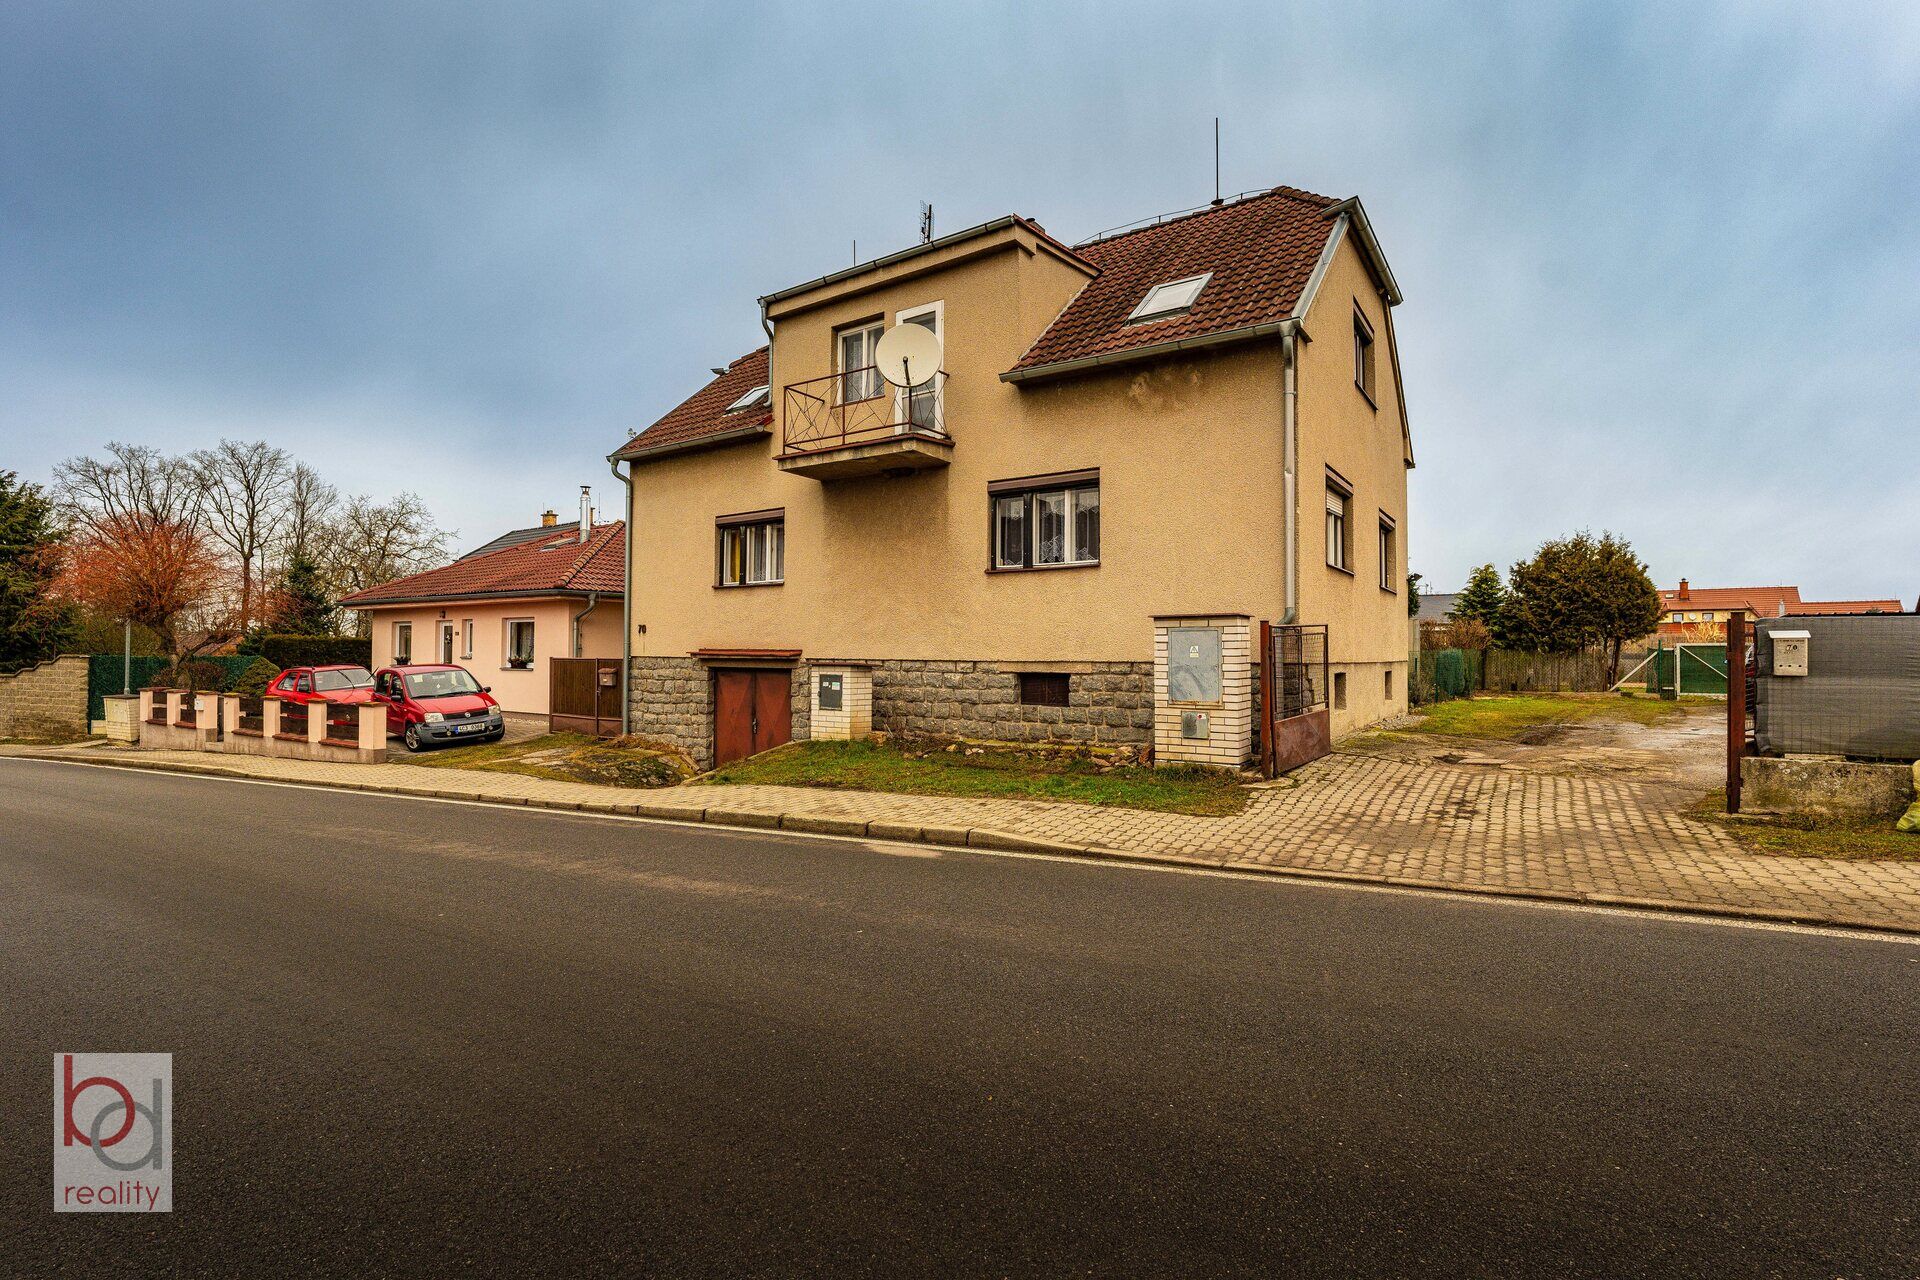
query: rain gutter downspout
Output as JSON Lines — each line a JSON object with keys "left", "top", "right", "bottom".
{"left": 1281, "top": 328, "right": 1299, "bottom": 625}
{"left": 605, "top": 454, "right": 631, "bottom": 734}
{"left": 570, "top": 591, "right": 601, "bottom": 659}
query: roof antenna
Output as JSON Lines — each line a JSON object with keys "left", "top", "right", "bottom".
{"left": 852, "top": 238, "right": 857, "bottom": 265}
{"left": 1211, "top": 117, "right": 1223, "bottom": 206}
{"left": 919, "top": 202, "right": 934, "bottom": 244}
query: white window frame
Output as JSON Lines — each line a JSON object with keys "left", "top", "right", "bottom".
{"left": 1127, "top": 272, "right": 1212, "bottom": 322}
{"left": 1378, "top": 514, "right": 1396, "bottom": 592}
{"left": 893, "top": 300, "right": 944, "bottom": 435}
{"left": 836, "top": 321, "right": 885, "bottom": 404}
{"left": 1326, "top": 480, "right": 1351, "bottom": 572}
{"left": 1353, "top": 304, "right": 1377, "bottom": 404}
{"left": 461, "top": 619, "right": 474, "bottom": 659}
{"left": 504, "top": 617, "right": 535, "bottom": 670}
{"left": 393, "top": 621, "right": 412, "bottom": 665}
{"left": 718, "top": 517, "right": 786, "bottom": 587}
{"left": 991, "top": 480, "right": 1100, "bottom": 570}
{"left": 726, "top": 384, "right": 770, "bottom": 413}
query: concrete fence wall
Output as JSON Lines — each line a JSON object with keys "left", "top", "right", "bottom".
{"left": 0, "top": 654, "right": 90, "bottom": 741}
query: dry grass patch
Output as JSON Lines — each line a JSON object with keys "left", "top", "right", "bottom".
{"left": 1690, "top": 791, "right": 1920, "bottom": 862}
{"left": 402, "top": 732, "right": 694, "bottom": 788}
{"left": 701, "top": 739, "right": 1249, "bottom": 816}
{"left": 1405, "top": 693, "right": 1705, "bottom": 741}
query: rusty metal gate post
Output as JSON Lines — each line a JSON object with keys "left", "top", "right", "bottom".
{"left": 1258, "top": 620, "right": 1276, "bottom": 777}
{"left": 1726, "top": 608, "right": 1745, "bottom": 814}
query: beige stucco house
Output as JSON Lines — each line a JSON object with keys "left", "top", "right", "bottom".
{"left": 340, "top": 510, "right": 625, "bottom": 719}
{"left": 610, "top": 183, "right": 1412, "bottom": 767}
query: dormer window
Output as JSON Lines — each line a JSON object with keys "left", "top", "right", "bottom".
{"left": 1127, "top": 272, "right": 1211, "bottom": 323}
{"left": 726, "top": 384, "right": 770, "bottom": 413}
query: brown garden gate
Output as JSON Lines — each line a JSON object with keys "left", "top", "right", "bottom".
{"left": 1259, "top": 621, "right": 1332, "bottom": 776}
{"left": 550, "top": 657, "right": 624, "bottom": 737}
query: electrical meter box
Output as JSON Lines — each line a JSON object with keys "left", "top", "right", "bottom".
{"left": 1771, "top": 629, "right": 1810, "bottom": 677}
{"left": 809, "top": 665, "right": 871, "bottom": 739}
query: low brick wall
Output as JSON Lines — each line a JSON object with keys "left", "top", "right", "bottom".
{"left": 1742, "top": 756, "right": 1915, "bottom": 821}
{"left": 0, "top": 654, "right": 90, "bottom": 740}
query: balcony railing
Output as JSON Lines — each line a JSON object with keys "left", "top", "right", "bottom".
{"left": 781, "top": 367, "right": 947, "bottom": 455}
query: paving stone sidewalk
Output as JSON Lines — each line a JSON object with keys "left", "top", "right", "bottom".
{"left": 10, "top": 741, "right": 1920, "bottom": 934}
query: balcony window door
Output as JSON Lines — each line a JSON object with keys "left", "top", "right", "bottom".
{"left": 837, "top": 322, "right": 883, "bottom": 405}
{"left": 895, "top": 303, "right": 942, "bottom": 435}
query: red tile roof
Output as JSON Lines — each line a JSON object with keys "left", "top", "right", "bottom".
{"left": 1006, "top": 186, "right": 1343, "bottom": 376}
{"left": 1658, "top": 584, "right": 1905, "bottom": 618}
{"left": 1660, "top": 585, "right": 1803, "bottom": 617}
{"left": 614, "top": 346, "right": 770, "bottom": 460}
{"left": 339, "top": 521, "right": 625, "bottom": 606}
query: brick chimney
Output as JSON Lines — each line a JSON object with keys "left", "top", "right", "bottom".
{"left": 1677, "top": 577, "right": 1690, "bottom": 601}
{"left": 540, "top": 509, "right": 558, "bottom": 528}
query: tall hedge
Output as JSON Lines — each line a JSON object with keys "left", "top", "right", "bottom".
{"left": 247, "top": 634, "right": 373, "bottom": 669}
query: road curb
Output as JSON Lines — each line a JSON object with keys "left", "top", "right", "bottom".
{"left": 7, "top": 747, "right": 1917, "bottom": 939}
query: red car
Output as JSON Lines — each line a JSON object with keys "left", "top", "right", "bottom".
{"left": 373, "top": 664, "right": 504, "bottom": 752}
{"left": 267, "top": 664, "right": 378, "bottom": 706}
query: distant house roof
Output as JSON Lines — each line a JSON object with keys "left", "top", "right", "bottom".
{"left": 613, "top": 346, "right": 771, "bottom": 462}
{"left": 459, "top": 520, "right": 584, "bottom": 561}
{"left": 1794, "top": 598, "right": 1906, "bottom": 615}
{"left": 1660, "top": 585, "right": 1804, "bottom": 618}
{"left": 1415, "top": 592, "right": 1460, "bottom": 623}
{"left": 1658, "top": 583, "right": 1905, "bottom": 619}
{"left": 1006, "top": 186, "right": 1349, "bottom": 380}
{"left": 339, "top": 522, "right": 624, "bottom": 607}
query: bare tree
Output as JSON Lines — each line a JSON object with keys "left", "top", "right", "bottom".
{"left": 320, "top": 492, "right": 452, "bottom": 633}
{"left": 192, "top": 439, "right": 293, "bottom": 633}
{"left": 281, "top": 462, "right": 339, "bottom": 567}
{"left": 54, "top": 443, "right": 226, "bottom": 660}
{"left": 54, "top": 442, "right": 203, "bottom": 536}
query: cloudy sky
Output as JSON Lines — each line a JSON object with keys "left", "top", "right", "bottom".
{"left": 4, "top": 1, "right": 1916, "bottom": 597}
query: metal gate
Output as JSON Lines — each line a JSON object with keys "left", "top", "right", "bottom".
{"left": 1259, "top": 622, "right": 1331, "bottom": 776}
{"left": 549, "top": 657, "right": 623, "bottom": 737}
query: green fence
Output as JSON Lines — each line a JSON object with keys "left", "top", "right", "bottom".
{"left": 85, "top": 654, "right": 263, "bottom": 724}
{"left": 1415, "top": 648, "right": 1483, "bottom": 704}
{"left": 1646, "top": 644, "right": 1728, "bottom": 696}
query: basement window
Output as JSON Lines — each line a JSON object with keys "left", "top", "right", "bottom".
{"left": 1018, "top": 673, "right": 1071, "bottom": 706}
{"left": 726, "top": 384, "right": 770, "bottom": 413}
{"left": 1127, "top": 272, "right": 1211, "bottom": 323}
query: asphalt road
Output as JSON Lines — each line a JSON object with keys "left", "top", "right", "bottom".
{"left": 3, "top": 759, "right": 1917, "bottom": 1277}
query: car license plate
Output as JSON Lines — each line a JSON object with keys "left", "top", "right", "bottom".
{"left": 456, "top": 723, "right": 484, "bottom": 735}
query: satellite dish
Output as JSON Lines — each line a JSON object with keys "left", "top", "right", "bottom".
{"left": 874, "top": 323, "right": 942, "bottom": 388}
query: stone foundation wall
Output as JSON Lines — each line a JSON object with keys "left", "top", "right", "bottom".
{"left": 631, "top": 656, "right": 1154, "bottom": 770}
{"left": 0, "top": 654, "right": 89, "bottom": 741}
{"left": 855, "top": 659, "right": 1153, "bottom": 746}
{"left": 627, "top": 657, "right": 713, "bottom": 765}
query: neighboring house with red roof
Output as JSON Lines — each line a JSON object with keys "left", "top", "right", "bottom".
{"left": 609, "top": 184, "right": 1413, "bottom": 767}
{"left": 339, "top": 506, "right": 624, "bottom": 718}
{"left": 1658, "top": 579, "right": 1905, "bottom": 639}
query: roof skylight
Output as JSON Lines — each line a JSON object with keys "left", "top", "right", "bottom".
{"left": 726, "top": 384, "right": 771, "bottom": 412}
{"left": 1127, "top": 272, "right": 1212, "bottom": 322}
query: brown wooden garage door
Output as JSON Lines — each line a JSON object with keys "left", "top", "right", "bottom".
{"left": 713, "top": 668, "right": 791, "bottom": 765}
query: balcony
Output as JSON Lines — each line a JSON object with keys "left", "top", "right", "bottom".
{"left": 778, "top": 367, "right": 952, "bottom": 480}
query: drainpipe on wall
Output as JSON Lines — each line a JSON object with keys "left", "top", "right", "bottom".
{"left": 570, "top": 591, "right": 600, "bottom": 659}
{"left": 1280, "top": 327, "right": 1300, "bottom": 625}
{"left": 605, "top": 454, "right": 631, "bottom": 734}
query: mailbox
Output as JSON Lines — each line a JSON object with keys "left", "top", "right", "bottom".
{"left": 1771, "top": 629, "right": 1810, "bottom": 677}
{"left": 597, "top": 666, "right": 617, "bottom": 688}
